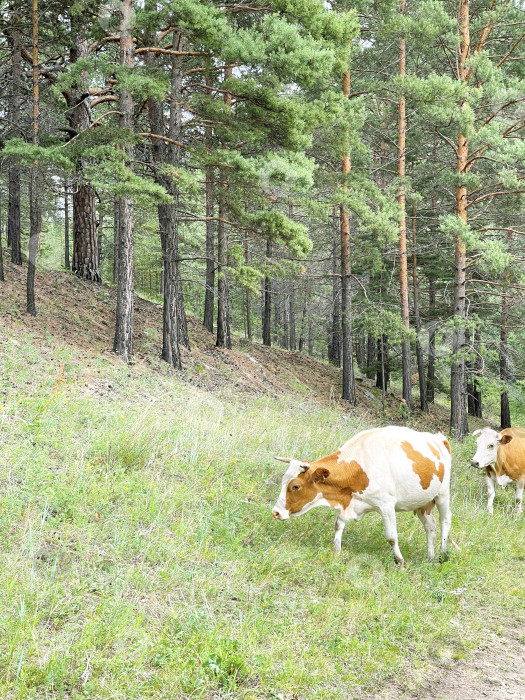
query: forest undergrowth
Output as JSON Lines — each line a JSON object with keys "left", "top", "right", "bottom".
{"left": 1, "top": 268, "right": 525, "bottom": 699}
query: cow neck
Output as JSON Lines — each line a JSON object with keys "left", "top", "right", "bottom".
{"left": 311, "top": 451, "right": 370, "bottom": 497}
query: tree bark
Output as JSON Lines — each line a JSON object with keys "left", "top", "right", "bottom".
{"left": 376, "top": 335, "right": 389, "bottom": 393}
{"left": 467, "top": 327, "right": 482, "bottom": 418}
{"left": 398, "top": 0, "right": 412, "bottom": 410}
{"left": 216, "top": 66, "right": 233, "bottom": 349}
{"left": 27, "top": 0, "right": 40, "bottom": 317}
{"left": 113, "top": 0, "right": 135, "bottom": 363}
{"left": 203, "top": 66, "right": 215, "bottom": 333}
{"left": 329, "top": 218, "right": 341, "bottom": 366}
{"left": 263, "top": 238, "right": 272, "bottom": 346}
{"left": 204, "top": 163, "right": 215, "bottom": 333}
{"left": 450, "top": 0, "right": 471, "bottom": 439}
{"left": 427, "top": 275, "right": 436, "bottom": 404}
{"left": 64, "top": 179, "right": 70, "bottom": 269}
{"left": 289, "top": 285, "right": 296, "bottom": 350}
{"left": 340, "top": 67, "right": 356, "bottom": 404}
{"left": 69, "top": 36, "right": 100, "bottom": 282}
{"left": 500, "top": 232, "right": 512, "bottom": 429}
{"left": 366, "top": 334, "right": 375, "bottom": 379}
{"left": 412, "top": 205, "right": 427, "bottom": 412}
{"left": 7, "top": 9, "right": 22, "bottom": 266}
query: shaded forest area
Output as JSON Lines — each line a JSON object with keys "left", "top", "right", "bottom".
{"left": 0, "top": 0, "right": 524, "bottom": 438}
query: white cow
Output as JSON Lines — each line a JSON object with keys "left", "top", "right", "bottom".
{"left": 272, "top": 426, "right": 455, "bottom": 566}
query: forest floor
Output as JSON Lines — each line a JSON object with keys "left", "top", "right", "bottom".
{"left": 1, "top": 262, "right": 522, "bottom": 700}
{"left": 1, "top": 261, "right": 472, "bottom": 432}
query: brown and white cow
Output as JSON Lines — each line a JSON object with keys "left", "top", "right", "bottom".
{"left": 471, "top": 427, "right": 525, "bottom": 514}
{"left": 272, "top": 426, "right": 454, "bottom": 566}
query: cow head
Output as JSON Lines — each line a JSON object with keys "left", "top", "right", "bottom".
{"left": 471, "top": 427, "right": 512, "bottom": 469}
{"left": 271, "top": 457, "right": 330, "bottom": 520}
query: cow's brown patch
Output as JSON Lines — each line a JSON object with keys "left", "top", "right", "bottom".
{"left": 309, "top": 452, "right": 370, "bottom": 510}
{"left": 402, "top": 441, "right": 444, "bottom": 490}
{"left": 443, "top": 438, "right": 451, "bottom": 454}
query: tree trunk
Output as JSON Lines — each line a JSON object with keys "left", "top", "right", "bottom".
{"left": 298, "top": 298, "right": 307, "bottom": 352}
{"left": 263, "top": 238, "right": 272, "bottom": 346}
{"left": 340, "top": 67, "right": 356, "bottom": 404}
{"left": 216, "top": 66, "right": 233, "bottom": 349}
{"left": 450, "top": 0, "right": 471, "bottom": 439}
{"left": 8, "top": 10, "right": 22, "bottom": 266}
{"left": 328, "top": 221, "right": 341, "bottom": 366}
{"left": 289, "top": 285, "right": 296, "bottom": 350}
{"left": 73, "top": 181, "right": 99, "bottom": 281}
{"left": 398, "top": 0, "right": 412, "bottom": 411}
{"left": 412, "top": 205, "right": 427, "bottom": 412}
{"left": 113, "top": 196, "right": 119, "bottom": 284}
{"left": 427, "top": 276, "right": 436, "bottom": 403}
{"left": 27, "top": 0, "right": 40, "bottom": 317}
{"left": 64, "top": 179, "right": 70, "bottom": 269}
{"left": 113, "top": 0, "right": 135, "bottom": 363}
{"left": 356, "top": 336, "right": 366, "bottom": 370}
{"left": 204, "top": 163, "right": 215, "bottom": 333}
{"left": 500, "top": 233, "right": 511, "bottom": 429}
{"left": 376, "top": 335, "right": 389, "bottom": 393}
{"left": 216, "top": 198, "right": 231, "bottom": 349}
{"left": 467, "top": 327, "right": 482, "bottom": 418}
{"left": 307, "top": 301, "right": 313, "bottom": 356}
{"left": 69, "top": 37, "right": 100, "bottom": 282}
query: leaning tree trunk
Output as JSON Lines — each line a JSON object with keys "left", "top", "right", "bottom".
{"left": 340, "top": 67, "right": 356, "bottom": 404}
{"left": 398, "top": 0, "right": 412, "bottom": 411}
{"left": 27, "top": 0, "right": 40, "bottom": 316}
{"left": 8, "top": 9, "right": 22, "bottom": 266}
{"left": 113, "top": 0, "right": 134, "bottom": 363}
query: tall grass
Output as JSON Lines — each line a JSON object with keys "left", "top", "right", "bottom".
{"left": 1, "top": 334, "right": 524, "bottom": 699}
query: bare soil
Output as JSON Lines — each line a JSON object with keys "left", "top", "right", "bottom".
{"left": 367, "top": 622, "right": 525, "bottom": 700}
{"left": 0, "top": 261, "right": 454, "bottom": 430}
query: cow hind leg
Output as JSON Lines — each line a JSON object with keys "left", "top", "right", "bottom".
{"left": 333, "top": 516, "right": 346, "bottom": 554}
{"left": 416, "top": 511, "right": 437, "bottom": 563}
{"left": 380, "top": 507, "right": 404, "bottom": 567}
{"left": 435, "top": 491, "right": 452, "bottom": 560}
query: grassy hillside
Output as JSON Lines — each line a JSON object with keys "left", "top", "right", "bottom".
{"left": 1, "top": 265, "right": 524, "bottom": 699}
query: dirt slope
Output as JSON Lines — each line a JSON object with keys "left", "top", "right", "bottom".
{"left": 0, "top": 261, "right": 450, "bottom": 428}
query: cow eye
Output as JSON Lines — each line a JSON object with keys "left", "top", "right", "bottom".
{"left": 488, "top": 444, "right": 493, "bottom": 449}
{"left": 291, "top": 484, "right": 300, "bottom": 491}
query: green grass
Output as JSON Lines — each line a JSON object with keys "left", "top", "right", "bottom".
{"left": 1, "top": 334, "right": 524, "bottom": 699}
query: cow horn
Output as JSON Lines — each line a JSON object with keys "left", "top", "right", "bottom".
{"left": 273, "top": 456, "right": 293, "bottom": 463}
{"left": 472, "top": 429, "right": 482, "bottom": 436}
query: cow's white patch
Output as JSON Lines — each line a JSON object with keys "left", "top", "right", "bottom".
{"left": 293, "top": 493, "right": 330, "bottom": 516}
{"left": 471, "top": 427, "right": 502, "bottom": 468}
{"left": 496, "top": 473, "right": 513, "bottom": 487}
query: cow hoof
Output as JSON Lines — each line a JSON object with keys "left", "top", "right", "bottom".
{"left": 438, "top": 550, "right": 449, "bottom": 563}
{"left": 395, "top": 557, "right": 406, "bottom": 569}
{"left": 333, "top": 544, "right": 341, "bottom": 555}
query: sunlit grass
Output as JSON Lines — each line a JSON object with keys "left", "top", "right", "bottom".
{"left": 0, "top": 334, "right": 524, "bottom": 699}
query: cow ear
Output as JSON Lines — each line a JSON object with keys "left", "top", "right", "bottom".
{"left": 312, "top": 467, "right": 330, "bottom": 483}
{"left": 500, "top": 434, "right": 513, "bottom": 445}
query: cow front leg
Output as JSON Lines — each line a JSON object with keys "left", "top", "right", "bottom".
{"left": 380, "top": 507, "right": 404, "bottom": 567}
{"left": 334, "top": 516, "right": 346, "bottom": 554}
{"left": 486, "top": 474, "right": 496, "bottom": 514}
{"left": 515, "top": 480, "right": 524, "bottom": 514}
{"left": 416, "top": 511, "right": 437, "bottom": 562}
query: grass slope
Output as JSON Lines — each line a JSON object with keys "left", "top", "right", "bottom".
{"left": 1, "top": 265, "right": 524, "bottom": 699}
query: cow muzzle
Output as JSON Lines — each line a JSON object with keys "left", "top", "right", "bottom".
{"left": 272, "top": 507, "right": 289, "bottom": 520}
{"left": 470, "top": 459, "right": 482, "bottom": 468}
